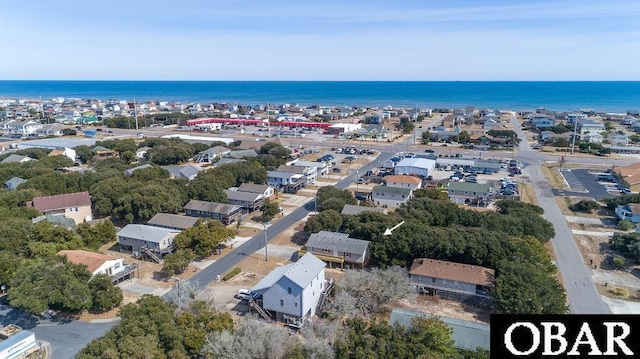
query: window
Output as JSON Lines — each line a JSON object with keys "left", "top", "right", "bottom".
{"left": 294, "top": 302, "right": 298, "bottom": 307}
{"left": 473, "top": 192, "right": 477, "bottom": 196}
{"left": 287, "top": 287, "right": 292, "bottom": 294}
{"left": 280, "top": 299, "right": 284, "bottom": 306}
{"left": 75, "top": 207, "right": 78, "bottom": 211}
{"left": 432, "top": 278, "right": 436, "bottom": 283}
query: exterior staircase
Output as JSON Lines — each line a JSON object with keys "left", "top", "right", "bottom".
{"left": 141, "top": 246, "right": 163, "bottom": 264}
{"left": 316, "top": 278, "right": 335, "bottom": 314}
{"left": 249, "top": 300, "right": 272, "bottom": 321}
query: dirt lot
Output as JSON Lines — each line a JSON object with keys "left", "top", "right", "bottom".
{"left": 395, "top": 295, "right": 490, "bottom": 324}
{"left": 541, "top": 164, "right": 566, "bottom": 189}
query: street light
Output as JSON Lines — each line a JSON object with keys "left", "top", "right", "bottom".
{"left": 263, "top": 221, "right": 270, "bottom": 262}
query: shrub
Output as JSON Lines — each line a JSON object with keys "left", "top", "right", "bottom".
{"left": 612, "top": 254, "right": 626, "bottom": 270}
{"left": 222, "top": 267, "right": 241, "bottom": 281}
{"left": 608, "top": 287, "right": 628, "bottom": 297}
{"left": 619, "top": 220, "right": 635, "bottom": 231}
{"left": 569, "top": 200, "right": 600, "bottom": 212}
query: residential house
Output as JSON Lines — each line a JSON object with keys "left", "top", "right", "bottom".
{"left": 292, "top": 160, "right": 329, "bottom": 177}
{"left": 224, "top": 189, "right": 265, "bottom": 212}
{"left": 303, "top": 231, "right": 370, "bottom": 268}
{"left": 430, "top": 125, "right": 461, "bottom": 142}
{"left": 1, "top": 154, "right": 35, "bottom": 164}
{"left": 226, "top": 149, "right": 258, "bottom": 159}
{"left": 384, "top": 175, "right": 423, "bottom": 191}
{"left": 92, "top": 146, "right": 119, "bottom": 159}
{"left": 608, "top": 133, "right": 629, "bottom": 146}
{"left": 584, "top": 133, "right": 603, "bottom": 144}
{"left": 529, "top": 116, "right": 555, "bottom": 130}
{"left": 364, "top": 113, "right": 383, "bottom": 124}
{"left": 4, "top": 176, "right": 27, "bottom": 190}
{"left": 409, "top": 258, "right": 495, "bottom": 298}
{"left": 57, "top": 249, "right": 125, "bottom": 277}
{"left": 615, "top": 204, "right": 640, "bottom": 226}
{"left": 613, "top": 162, "right": 640, "bottom": 192}
{"left": 117, "top": 224, "right": 179, "bottom": 261}
{"left": 195, "top": 146, "right": 231, "bottom": 164}
{"left": 3, "top": 120, "right": 43, "bottom": 135}
{"left": 371, "top": 185, "right": 413, "bottom": 208}
{"left": 37, "top": 124, "right": 65, "bottom": 137}
{"left": 124, "top": 163, "right": 153, "bottom": 176}
{"left": 250, "top": 253, "right": 327, "bottom": 327}
{"left": 147, "top": 213, "right": 199, "bottom": 231}
{"left": 237, "top": 183, "right": 275, "bottom": 200}
{"left": 482, "top": 119, "right": 503, "bottom": 131}
{"left": 277, "top": 164, "right": 316, "bottom": 185}
{"left": 447, "top": 182, "right": 493, "bottom": 206}
{"left": 164, "top": 164, "right": 203, "bottom": 181}
{"left": 183, "top": 199, "right": 244, "bottom": 225}
{"left": 267, "top": 170, "right": 305, "bottom": 192}
{"left": 28, "top": 191, "right": 92, "bottom": 225}
{"left": 577, "top": 119, "right": 606, "bottom": 135}
{"left": 340, "top": 204, "right": 387, "bottom": 216}
{"left": 359, "top": 124, "right": 392, "bottom": 141}
{"left": 136, "top": 146, "right": 150, "bottom": 159}
{"left": 216, "top": 157, "right": 245, "bottom": 167}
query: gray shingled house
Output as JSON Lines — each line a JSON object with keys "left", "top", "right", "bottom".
{"left": 117, "top": 224, "right": 180, "bottom": 262}
{"left": 302, "top": 231, "right": 370, "bottom": 268}
{"left": 147, "top": 213, "right": 199, "bottom": 231}
{"left": 224, "top": 189, "right": 265, "bottom": 212}
{"left": 183, "top": 199, "right": 244, "bottom": 225}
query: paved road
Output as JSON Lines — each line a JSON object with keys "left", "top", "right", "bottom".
{"left": 511, "top": 115, "right": 611, "bottom": 314}
{"left": 162, "top": 151, "right": 394, "bottom": 300}
{"left": 0, "top": 303, "right": 117, "bottom": 359}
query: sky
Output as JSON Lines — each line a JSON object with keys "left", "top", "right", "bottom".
{"left": 1, "top": 0, "right": 639, "bottom": 81}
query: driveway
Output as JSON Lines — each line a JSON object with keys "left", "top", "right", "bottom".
{"left": 0, "top": 304, "right": 117, "bottom": 359}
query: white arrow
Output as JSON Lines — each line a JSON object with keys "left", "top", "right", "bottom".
{"left": 383, "top": 221, "right": 405, "bottom": 236}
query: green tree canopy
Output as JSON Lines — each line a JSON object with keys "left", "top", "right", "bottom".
{"left": 174, "top": 221, "right": 235, "bottom": 257}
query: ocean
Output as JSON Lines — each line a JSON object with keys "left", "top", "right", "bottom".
{"left": 0, "top": 81, "right": 638, "bottom": 113}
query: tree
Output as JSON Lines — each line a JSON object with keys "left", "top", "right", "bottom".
{"left": 88, "top": 274, "right": 123, "bottom": 312}
{"left": 619, "top": 220, "right": 635, "bottom": 231}
{"left": 163, "top": 249, "right": 196, "bottom": 275}
{"left": 174, "top": 221, "right": 235, "bottom": 257}
{"left": 316, "top": 186, "right": 356, "bottom": 212}
{"left": 569, "top": 200, "right": 600, "bottom": 213}
{"left": 458, "top": 131, "right": 471, "bottom": 144}
{"left": 260, "top": 142, "right": 291, "bottom": 159}
{"left": 612, "top": 254, "right": 626, "bottom": 270}
{"left": 414, "top": 188, "right": 449, "bottom": 201}
{"left": 304, "top": 210, "right": 343, "bottom": 235}
{"left": 421, "top": 131, "right": 431, "bottom": 144}
{"left": 260, "top": 201, "right": 280, "bottom": 222}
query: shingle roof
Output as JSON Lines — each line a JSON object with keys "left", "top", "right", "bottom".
{"left": 125, "top": 163, "right": 153, "bottom": 175}
{"left": 372, "top": 185, "right": 412, "bottom": 196}
{"left": 1, "top": 154, "right": 34, "bottom": 163}
{"left": 306, "top": 231, "right": 370, "bottom": 255}
{"left": 116, "top": 224, "right": 179, "bottom": 243}
{"left": 216, "top": 158, "right": 245, "bottom": 166}
{"left": 224, "top": 189, "right": 263, "bottom": 202}
{"left": 410, "top": 258, "right": 495, "bottom": 287}
{"left": 147, "top": 213, "right": 199, "bottom": 230}
{"left": 341, "top": 204, "right": 387, "bottom": 216}
{"left": 183, "top": 200, "right": 241, "bottom": 215}
{"left": 384, "top": 175, "right": 422, "bottom": 185}
{"left": 277, "top": 165, "right": 308, "bottom": 174}
{"left": 237, "top": 183, "right": 270, "bottom": 194}
{"left": 30, "top": 191, "right": 91, "bottom": 211}
{"left": 4, "top": 176, "right": 27, "bottom": 189}
{"left": 227, "top": 149, "right": 258, "bottom": 158}
{"left": 58, "top": 250, "right": 118, "bottom": 274}
{"left": 447, "top": 182, "right": 491, "bottom": 193}
{"left": 251, "top": 253, "right": 326, "bottom": 292}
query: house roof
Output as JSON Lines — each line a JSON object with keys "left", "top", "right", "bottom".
{"left": 125, "top": 164, "right": 153, "bottom": 175}
{"left": 227, "top": 149, "right": 258, "bottom": 158}
{"left": 277, "top": 165, "right": 308, "bottom": 174}
{"left": 183, "top": 200, "right": 241, "bottom": 215}
{"left": 341, "top": 204, "right": 387, "bottom": 216}
{"left": 268, "top": 170, "right": 296, "bottom": 179}
{"left": 57, "top": 249, "right": 119, "bottom": 274}
{"left": 147, "top": 213, "right": 199, "bottom": 230}
{"left": 116, "top": 224, "right": 179, "bottom": 243}
{"left": 216, "top": 158, "right": 245, "bottom": 166}
{"left": 179, "top": 164, "right": 203, "bottom": 179}
{"left": 32, "top": 213, "right": 77, "bottom": 228}
{"left": 4, "top": 176, "right": 27, "bottom": 189}
{"left": 251, "top": 253, "right": 326, "bottom": 292}
{"left": 614, "top": 163, "right": 640, "bottom": 186}
{"left": 384, "top": 175, "right": 422, "bottom": 185}
{"left": 372, "top": 185, "right": 412, "bottom": 196}
{"left": 410, "top": 258, "right": 495, "bottom": 287}
{"left": 1, "top": 154, "right": 34, "bottom": 163}
{"left": 447, "top": 181, "right": 491, "bottom": 193}
{"left": 224, "top": 189, "right": 263, "bottom": 202}
{"left": 306, "top": 231, "right": 370, "bottom": 255}
{"left": 237, "top": 183, "right": 271, "bottom": 194}
{"left": 30, "top": 191, "right": 91, "bottom": 211}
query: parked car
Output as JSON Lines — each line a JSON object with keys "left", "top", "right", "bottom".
{"left": 235, "top": 289, "right": 257, "bottom": 301}
{"left": 332, "top": 167, "right": 342, "bottom": 173}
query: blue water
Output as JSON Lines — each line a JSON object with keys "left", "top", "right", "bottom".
{"left": 0, "top": 81, "right": 638, "bottom": 113}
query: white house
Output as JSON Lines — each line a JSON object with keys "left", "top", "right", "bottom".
{"left": 608, "top": 133, "right": 629, "bottom": 146}
{"left": 577, "top": 119, "right": 606, "bottom": 135}
{"left": 584, "top": 133, "right": 603, "bottom": 144}
{"left": 2, "top": 120, "right": 43, "bottom": 135}
{"left": 615, "top": 203, "right": 640, "bottom": 226}
{"left": 250, "top": 253, "right": 327, "bottom": 327}
{"left": 292, "top": 160, "right": 329, "bottom": 177}
{"left": 237, "top": 183, "right": 275, "bottom": 199}
{"left": 384, "top": 175, "right": 423, "bottom": 191}
{"left": 57, "top": 249, "right": 125, "bottom": 277}
{"left": 371, "top": 185, "right": 413, "bottom": 208}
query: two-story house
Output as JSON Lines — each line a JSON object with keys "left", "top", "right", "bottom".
{"left": 615, "top": 203, "right": 640, "bottom": 228}
{"left": 302, "top": 231, "right": 370, "bottom": 268}
{"left": 359, "top": 124, "right": 391, "bottom": 141}
{"left": 371, "top": 185, "right": 413, "bottom": 208}
{"left": 384, "top": 175, "right": 423, "bottom": 191}
{"left": 28, "top": 191, "right": 92, "bottom": 225}
{"left": 267, "top": 171, "right": 305, "bottom": 193}
{"left": 237, "top": 183, "right": 275, "bottom": 200}
{"left": 183, "top": 199, "right": 244, "bottom": 225}
{"left": 447, "top": 182, "right": 493, "bottom": 207}
{"left": 409, "top": 258, "right": 495, "bottom": 298}
{"left": 117, "top": 224, "right": 179, "bottom": 262}
{"left": 292, "top": 160, "right": 329, "bottom": 177}
{"left": 276, "top": 165, "right": 316, "bottom": 185}
{"left": 577, "top": 119, "right": 606, "bottom": 135}
{"left": 250, "top": 253, "right": 327, "bottom": 328}
{"left": 224, "top": 189, "right": 265, "bottom": 212}
{"left": 608, "top": 133, "right": 629, "bottom": 146}
{"left": 57, "top": 249, "right": 125, "bottom": 277}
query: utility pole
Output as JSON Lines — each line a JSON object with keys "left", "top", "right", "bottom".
{"left": 134, "top": 99, "right": 139, "bottom": 130}
{"left": 570, "top": 120, "right": 578, "bottom": 154}
{"left": 263, "top": 222, "right": 269, "bottom": 261}
{"left": 173, "top": 277, "right": 182, "bottom": 311}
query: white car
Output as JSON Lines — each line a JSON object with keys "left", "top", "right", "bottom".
{"left": 235, "top": 289, "right": 255, "bottom": 301}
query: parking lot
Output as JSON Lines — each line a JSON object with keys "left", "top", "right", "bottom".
{"left": 554, "top": 168, "right": 617, "bottom": 200}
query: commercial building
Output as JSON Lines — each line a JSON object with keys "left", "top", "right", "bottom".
{"left": 0, "top": 325, "right": 38, "bottom": 359}
{"left": 394, "top": 158, "right": 436, "bottom": 178}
